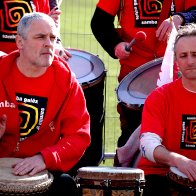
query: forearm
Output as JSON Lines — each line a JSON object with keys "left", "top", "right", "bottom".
{"left": 174, "top": 6, "right": 196, "bottom": 25}
{"left": 91, "top": 7, "right": 123, "bottom": 58}
{"left": 141, "top": 134, "right": 189, "bottom": 167}
{"left": 154, "top": 145, "right": 179, "bottom": 166}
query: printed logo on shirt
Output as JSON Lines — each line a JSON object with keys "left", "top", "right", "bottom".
{"left": 0, "top": 100, "right": 15, "bottom": 108}
{"left": 0, "top": 0, "right": 34, "bottom": 42}
{"left": 181, "top": 115, "right": 196, "bottom": 149}
{"left": 133, "top": 0, "right": 175, "bottom": 27}
{"left": 16, "top": 93, "right": 47, "bottom": 141}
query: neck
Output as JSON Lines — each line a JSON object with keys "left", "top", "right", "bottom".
{"left": 16, "top": 57, "right": 47, "bottom": 77}
{"left": 182, "top": 78, "right": 196, "bottom": 93}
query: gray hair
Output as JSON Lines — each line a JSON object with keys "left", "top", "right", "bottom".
{"left": 174, "top": 23, "right": 196, "bottom": 52}
{"left": 17, "top": 12, "right": 56, "bottom": 39}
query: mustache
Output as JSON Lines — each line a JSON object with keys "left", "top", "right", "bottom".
{"left": 40, "top": 49, "right": 54, "bottom": 56}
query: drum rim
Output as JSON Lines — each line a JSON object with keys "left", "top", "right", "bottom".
{"left": 76, "top": 166, "right": 145, "bottom": 180}
{"left": 116, "top": 57, "right": 163, "bottom": 108}
{"left": 67, "top": 48, "right": 107, "bottom": 86}
{"left": 0, "top": 158, "right": 54, "bottom": 194}
{"left": 0, "top": 172, "right": 54, "bottom": 194}
{"left": 170, "top": 167, "right": 188, "bottom": 179}
{"left": 168, "top": 169, "right": 196, "bottom": 189}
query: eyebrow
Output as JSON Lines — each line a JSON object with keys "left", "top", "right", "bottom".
{"left": 33, "top": 33, "right": 56, "bottom": 37}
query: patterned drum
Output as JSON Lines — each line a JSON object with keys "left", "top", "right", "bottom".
{"left": 168, "top": 166, "right": 196, "bottom": 196}
{"left": 0, "top": 158, "right": 53, "bottom": 195}
{"left": 76, "top": 166, "right": 145, "bottom": 196}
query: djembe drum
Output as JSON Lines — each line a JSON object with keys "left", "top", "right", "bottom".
{"left": 76, "top": 166, "right": 145, "bottom": 196}
{"left": 168, "top": 166, "right": 196, "bottom": 196}
{"left": 0, "top": 158, "right": 53, "bottom": 195}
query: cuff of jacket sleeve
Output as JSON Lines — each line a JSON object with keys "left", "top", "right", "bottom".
{"left": 140, "top": 132, "right": 163, "bottom": 163}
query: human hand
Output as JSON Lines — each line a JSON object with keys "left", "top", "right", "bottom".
{"left": 156, "top": 18, "right": 173, "bottom": 41}
{"left": 114, "top": 42, "right": 131, "bottom": 60}
{"left": 175, "top": 156, "right": 196, "bottom": 182}
{"left": 55, "top": 43, "right": 72, "bottom": 61}
{"left": 12, "top": 154, "right": 46, "bottom": 176}
{"left": 0, "top": 114, "right": 7, "bottom": 139}
{"left": 156, "top": 15, "right": 183, "bottom": 42}
{"left": 49, "top": 6, "right": 61, "bottom": 28}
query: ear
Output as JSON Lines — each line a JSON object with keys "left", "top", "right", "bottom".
{"left": 15, "top": 35, "right": 24, "bottom": 50}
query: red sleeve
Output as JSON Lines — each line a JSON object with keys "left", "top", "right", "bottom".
{"left": 97, "top": 0, "right": 121, "bottom": 16}
{"left": 41, "top": 80, "right": 91, "bottom": 172}
{"left": 184, "top": 0, "right": 196, "bottom": 10}
{"left": 41, "top": 60, "right": 91, "bottom": 172}
{"left": 33, "top": 0, "right": 50, "bottom": 14}
{"left": 141, "top": 88, "right": 167, "bottom": 138}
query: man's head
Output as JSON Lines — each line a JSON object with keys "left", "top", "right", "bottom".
{"left": 16, "top": 12, "right": 58, "bottom": 72}
{"left": 174, "top": 23, "right": 196, "bottom": 81}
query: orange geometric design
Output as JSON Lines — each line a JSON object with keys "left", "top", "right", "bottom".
{"left": 1, "top": 1, "right": 33, "bottom": 34}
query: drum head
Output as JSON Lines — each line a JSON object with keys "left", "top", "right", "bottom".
{"left": 117, "top": 57, "right": 163, "bottom": 108}
{"left": 77, "top": 166, "right": 144, "bottom": 181}
{"left": 67, "top": 49, "right": 105, "bottom": 86}
{"left": 170, "top": 167, "right": 188, "bottom": 179}
{"left": 168, "top": 166, "right": 196, "bottom": 189}
{"left": 0, "top": 158, "right": 53, "bottom": 194}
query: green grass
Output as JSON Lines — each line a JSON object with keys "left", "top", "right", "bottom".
{"left": 60, "top": 0, "right": 121, "bottom": 166}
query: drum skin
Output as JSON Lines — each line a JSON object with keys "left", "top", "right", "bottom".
{"left": 76, "top": 166, "right": 145, "bottom": 196}
{"left": 67, "top": 49, "right": 106, "bottom": 89}
{"left": 116, "top": 57, "right": 163, "bottom": 109}
{"left": 0, "top": 158, "right": 53, "bottom": 195}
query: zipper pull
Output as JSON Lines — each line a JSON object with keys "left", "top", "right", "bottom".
{"left": 14, "top": 141, "right": 20, "bottom": 152}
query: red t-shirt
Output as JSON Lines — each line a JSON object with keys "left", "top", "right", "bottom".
{"left": 0, "top": 0, "right": 50, "bottom": 53}
{"left": 138, "top": 79, "right": 196, "bottom": 175}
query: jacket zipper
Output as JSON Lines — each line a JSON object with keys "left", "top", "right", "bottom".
{"left": 14, "top": 141, "right": 20, "bottom": 152}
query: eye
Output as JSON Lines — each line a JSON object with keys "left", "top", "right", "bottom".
{"left": 35, "top": 35, "right": 45, "bottom": 39}
{"left": 192, "top": 52, "right": 196, "bottom": 57}
{"left": 179, "top": 53, "right": 187, "bottom": 58}
{"left": 50, "top": 36, "right": 56, "bottom": 41}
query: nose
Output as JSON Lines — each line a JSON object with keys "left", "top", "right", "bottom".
{"left": 44, "top": 37, "right": 53, "bottom": 47}
{"left": 187, "top": 55, "right": 195, "bottom": 66}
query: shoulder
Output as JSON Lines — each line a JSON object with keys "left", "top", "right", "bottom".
{"left": 0, "top": 51, "right": 19, "bottom": 78}
{"left": 146, "top": 80, "right": 180, "bottom": 103}
{"left": 97, "top": 0, "right": 121, "bottom": 15}
{"left": 51, "top": 56, "right": 78, "bottom": 86}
